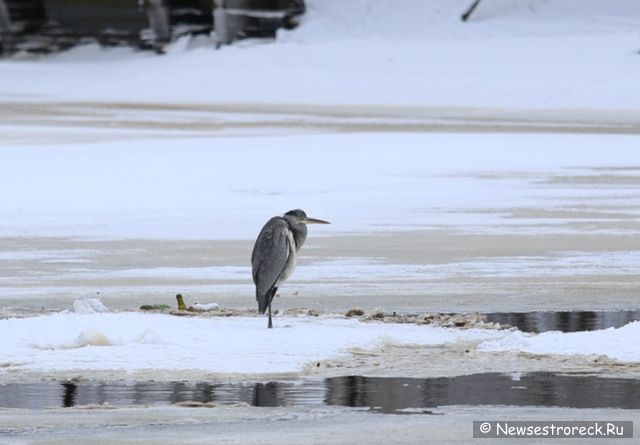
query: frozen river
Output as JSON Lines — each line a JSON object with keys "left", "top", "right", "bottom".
{"left": 1, "top": 103, "right": 639, "bottom": 314}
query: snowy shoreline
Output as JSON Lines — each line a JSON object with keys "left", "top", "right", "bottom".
{"left": 1, "top": 310, "right": 638, "bottom": 384}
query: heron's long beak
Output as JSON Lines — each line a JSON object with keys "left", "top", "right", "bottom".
{"left": 303, "top": 217, "right": 330, "bottom": 224}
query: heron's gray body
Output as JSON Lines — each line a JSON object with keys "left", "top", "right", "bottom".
{"left": 251, "top": 209, "right": 328, "bottom": 328}
{"left": 251, "top": 212, "right": 307, "bottom": 314}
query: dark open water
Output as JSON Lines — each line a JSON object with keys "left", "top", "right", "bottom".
{"left": 483, "top": 309, "right": 640, "bottom": 333}
{"left": 1, "top": 373, "right": 639, "bottom": 413}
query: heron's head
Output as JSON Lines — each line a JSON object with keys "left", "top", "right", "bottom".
{"left": 284, "top": 209, "right": 330, "bottom": 226}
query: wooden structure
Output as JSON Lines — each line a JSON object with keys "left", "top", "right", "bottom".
{"left": 0, "top": 0, "right": 304, "bottom": 54}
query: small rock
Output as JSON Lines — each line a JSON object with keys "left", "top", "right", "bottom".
{"left": 345, "top": 307, "right": 364, "bottom": 317}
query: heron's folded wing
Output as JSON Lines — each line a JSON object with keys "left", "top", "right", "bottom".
{"left": 251, "top": 217, "right": 290, "bottom": 298}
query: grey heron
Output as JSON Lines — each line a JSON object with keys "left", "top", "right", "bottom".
{"left": 251, "top": 209, "right": 330, "bottom": 328}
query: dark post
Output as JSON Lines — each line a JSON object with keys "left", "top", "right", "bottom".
{"left": 144, "top": 0, "right": 171, "bottom": 52}
{"left": 461, "top": 0, "right": 482, "bottom": 22}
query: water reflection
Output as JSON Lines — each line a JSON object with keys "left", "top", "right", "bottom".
{"left": 484, "top": 309, "right": 640, "bottom": 333}
{"left": 325, "top": 374, "right": 640, "bottom": 412}
{"left": 61, "top": 382, "right": 76, "bottom": 407}
{"left": 252, "top": 382, "right": 286, "bottom": 407}
{"left": 1, "top": 373, "right": 639, "bottom": 412}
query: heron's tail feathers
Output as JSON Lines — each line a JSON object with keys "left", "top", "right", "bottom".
{"left": 257, "top": 287, "right": 277, "bottom": 314}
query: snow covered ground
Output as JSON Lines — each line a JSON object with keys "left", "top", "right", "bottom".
{"left": 1, "top": 307, "right": 639, "bottom": 381}
{"left": 0, "top": 310, "right": 496, "bottom": 376}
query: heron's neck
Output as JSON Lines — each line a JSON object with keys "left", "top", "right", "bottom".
{"left": 289, "top": 225, "right": 308, "bottom": 251}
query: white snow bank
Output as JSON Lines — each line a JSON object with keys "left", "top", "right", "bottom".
{"left": 478, "top": 321, "right": 640, "bottom": 362}
{"left": 1, "top": 313, "right": 639, "bottom": 377}
{"left": 0, "top": 312, "right": 500, "bottom": 374}
{"left": 1, "top": 1, "right": 639, "bottom": 109}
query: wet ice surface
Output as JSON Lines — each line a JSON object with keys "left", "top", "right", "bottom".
{"left": 2, "top": 373, "right": 639, "bottom": 412}
{"left": 1, "top": 237, "right": 640, "bottom": 314}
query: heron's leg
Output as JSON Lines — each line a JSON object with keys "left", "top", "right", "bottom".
{"left": 267, "top": 287, "right": 277, "bottom": 329}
